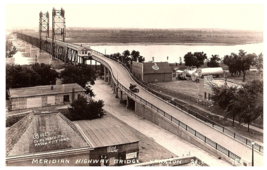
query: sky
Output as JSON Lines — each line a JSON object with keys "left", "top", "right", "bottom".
{"left": 5, "top": 2, "right": 264, "bottom": 31}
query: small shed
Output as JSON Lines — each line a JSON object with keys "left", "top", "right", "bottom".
{"left": 74, "top": 114, "right": 139, "bottom": 166}
{"left": 8, "top": 83, "right": 86, "bottom": 111}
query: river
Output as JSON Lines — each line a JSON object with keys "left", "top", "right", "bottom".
{"left": 6, "top": 37, "right": 263, "bottom": 65}
{"left": 90, "top": 43, "right": 263, "bottom": 63}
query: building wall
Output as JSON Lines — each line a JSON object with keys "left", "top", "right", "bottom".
{"left": 131, "top": 62, "right": 143, "bottom": 81}
{"left": 89, "top": 142, "right": 139, "bottom": 166}
{"left": 134, "top": 102, "right": 239, "bottom": 165}
{"left": 143, "top": 73, "right": 172, "bottom": 83}
{"left": 10, "top": 92, "right": 86, "bottom": 111}
{"left": 198, "top": 79, "right": 213, "bottom": 101}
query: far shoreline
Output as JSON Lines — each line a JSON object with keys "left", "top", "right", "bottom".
{"left": 73, "top": 42, "right": 263, "bottom": 47}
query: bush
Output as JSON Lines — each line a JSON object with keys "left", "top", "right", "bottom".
{"left": 67, "top": 96, "right": 104, "bottom": 121}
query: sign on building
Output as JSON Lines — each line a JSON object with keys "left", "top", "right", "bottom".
{"left": 126, "top": 152, "right": 137, "bottom": 159}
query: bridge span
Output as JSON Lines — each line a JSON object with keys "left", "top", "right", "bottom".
{"left": 13, "top": 32, "right": 263, "bottom": 166}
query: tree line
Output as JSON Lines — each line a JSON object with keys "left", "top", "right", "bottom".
{"left": 211, "top": 80, "right": 263, "bottom": 131}
{"left": 183, "top": 50, "right": 263, "bottom": 82}
{"left": 105, "top": 50, "right": 145, "bottom": 67}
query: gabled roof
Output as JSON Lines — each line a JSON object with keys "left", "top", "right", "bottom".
{"left": 143, "top": 62, "right": 172, "bottom": 74}
{"left": 74, "top": 114, "right": 139, "bottom": 148}
{"left": 6, "top": 112, "right": 89, "bottom": 157}
{"left": 78, "top": 46, "right": 91, "bottom": 51}
{"left": 9, "top": 83, "right": 85, "bottom": 98}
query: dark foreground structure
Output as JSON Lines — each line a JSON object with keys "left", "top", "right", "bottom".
{"left": 6, "top": 111, "right": 139, "bottom": 166}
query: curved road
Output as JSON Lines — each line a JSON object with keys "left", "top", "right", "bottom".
{"left": 92, "top": 52, "right": 263, "bottom": 166}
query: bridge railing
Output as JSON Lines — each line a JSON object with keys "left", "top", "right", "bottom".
{"left": 91, "top": 50, "right": 244, "bottom": 164}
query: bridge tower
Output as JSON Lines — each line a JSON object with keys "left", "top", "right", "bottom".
{"left": 52, "top": 7, "right": 66, "bottom": 58}
{"left": 39, "top": 11, "right": 49, "bottom": 51}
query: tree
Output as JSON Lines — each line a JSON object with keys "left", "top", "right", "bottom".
{"left": 68, "top": 96, "right": 104, "bottom": 120}
{"left": 31, "top": 63, "right": 58, "bottom": 85}
{"left": 207, "top": 55, "right": 221, "bottom": 67}
{"left": 210, "top": 84, "right": 239, "bottom": 126}
{"left": 131, "top": 50, "right": 140, "bottom": 62}
{"left": 122, "top": 50, "right": 131, "bottom": 64}
{"left": 184, "top": 52, "right": 207, "bottom": 68}
{"left": 253, "top": 53, "right": 263, "bottom": 71}
{"left": 211, "top": 80, "right": 263, "bottom": 130}
{"left": 60, "top": 63, "right": 96, "bottom": 87}
{"left": 138, "top": 55, "right": 145, "bottom": 63}
{"left": 223, "top": 50, "right": 255, "bottom": 82}
{"left": 6, "top": 40, "right": 18, "bottom": 58}
{"left": 6, "top": 64, "right": 59, "bottom": 99}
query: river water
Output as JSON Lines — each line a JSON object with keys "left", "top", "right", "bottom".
{"left": 91, "top": 43, "right": 263, "bottom": 63}
{"left": 7, "top": 37, "right": 263, "bottom": 65}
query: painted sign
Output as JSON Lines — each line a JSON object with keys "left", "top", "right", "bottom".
{"left": 152, "top": 63, "right": 159, "bottom": 70}
{"left": 107, "top": 146, "right": 118, "bottom": 153}
{"left": 33, "top": 132, "right": 70, "bottom": 147}
{"left": 126, "top": 152, "right": 137, "bottom": 159}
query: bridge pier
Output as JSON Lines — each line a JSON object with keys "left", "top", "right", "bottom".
{"left": 107, "top": 70, "right": 110, "bottom": 85}
{"left": 115, "top": 86, "right": 118, "bottom": 98}
{"left": 119, "top": 89, "right": 123, "bottom": 103}
{"left": 104, "top": 67, "right": 107, "bottom": 82}
{"left": 126, "top": 96, "right": 135, "bottom": 110}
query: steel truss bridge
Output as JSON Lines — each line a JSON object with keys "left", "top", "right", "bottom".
{"left": 15, "top": 32, "right": 91, "bottom": 64}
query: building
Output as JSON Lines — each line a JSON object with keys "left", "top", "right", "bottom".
{"left": 74, "top": 114, "right": 139, "bottom": 166}
{"left": 8, "top": 83, "right": 87, "bottom": 111}
{"left": 6, "top": 112, "right": 139, "bottom": 166}
{"left": 78, "top": 45, "right": 92, "bottom": 56}
{"left": 6, "top": 111, "right": 91, "bottom": 166}
{"left": 131, "top": 61, "right": 172, "bottom": 83}
{"left": 198, "top": 75, "right": 241, "bottom": 101}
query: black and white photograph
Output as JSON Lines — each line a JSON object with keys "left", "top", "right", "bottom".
{"left": 4, "top": 0, "right": 265, "bottom": 167}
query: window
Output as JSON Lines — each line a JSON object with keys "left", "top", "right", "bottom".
{"left": 78, "top": 94, "right": 80, "bottom": 99}
{"left": 208, "top": 93, "right": 211, "bottom": 100}
{"left": 63, "top": 95, "right": 70, "bottom": 102}
{"left": 204, "top": 92, "right": 207, "bottom": 99}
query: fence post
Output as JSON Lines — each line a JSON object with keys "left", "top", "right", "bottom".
{"left": 246, "top": 139, "right": 247, "bottom": 145}
{"left": 234, "top": 133, "right": 235, "bottom": 138}
{"left": 228, "top": 151, "right": 230, "bottom": 157}
{"left": 186, "top": 125, "right": 187, "bottom": 130}
{"left": 204, "top": 137, "right": 206, "bottom": 143}
{"left": 216, "top": 143, "right": 217, "bottom": 149}
{"left": 164, "top": 112, "right": 165, "bottom": 116}
{"left": 223, "top": 127, "right": 224, "bottom": 132}
{"left": 171, "top": 116, "right": 172, "bottom": 121}
{"left": 195, "top": 131, "right": 196, "bottom": 136}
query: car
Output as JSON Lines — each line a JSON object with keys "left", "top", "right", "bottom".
{"left": 129, "top": 83, "right": 139, "bottom": 93}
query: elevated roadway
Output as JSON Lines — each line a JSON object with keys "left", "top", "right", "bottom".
{"left": 91, "top": 51, "right": 263, "bottom": 166}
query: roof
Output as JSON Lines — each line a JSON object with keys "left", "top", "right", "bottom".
{"left": 9, "top": 83, "right": 85, "bottom": 98}
{"left": 78, "top": 46, "right": 91, "bottom": 51}
{"left": 143, "top": 62, "right": 172, "bottom": 74}
{"left": 74, "top": 114, "right": 139, "bottom": 148}
{"left": 6, "top": 112, "right": 89, "bottom": 157}
{"left": 211, "top": 79, "right": 241, "bottom": 89}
